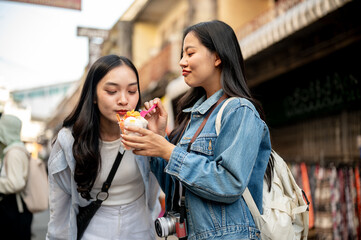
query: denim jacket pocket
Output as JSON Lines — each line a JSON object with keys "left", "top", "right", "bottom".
{"left": 180, "top": 135, "right": 216, "bottom": 156}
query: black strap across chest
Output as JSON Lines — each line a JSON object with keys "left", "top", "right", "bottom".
{"left": 95, "top": 150, "right": 125, "bottom": 202}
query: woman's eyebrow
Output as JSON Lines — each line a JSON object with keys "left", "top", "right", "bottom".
{"left": 184, "top": 46, "right": 196, "bottom": 51}
{"left": 104, "top": 81, "right": 118, "bottom": 86}
{"left": 104, "top": 81, "right": 138, "bottom": 87}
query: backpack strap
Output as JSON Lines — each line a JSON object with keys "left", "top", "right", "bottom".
{"left": 215, "top": 97, "right": 237, "bottom": 135}
{"left": 243, "top": 188, "right": 262, "bottom": 217}
{"left": 215, "top": 96, "right": 262, "bottom": 216}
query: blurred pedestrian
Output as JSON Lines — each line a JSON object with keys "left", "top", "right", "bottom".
{"left": 121, "top": 20, "right": 273, "bottom": 240}
{"left": 46, "top": 55, "right": 161, "bottom": 240}
{"left": 0, "top": 114, "right": 33, "bottom": 240}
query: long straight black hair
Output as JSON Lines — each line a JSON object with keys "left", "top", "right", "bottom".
{"left": 62, "top": 55, "right": 141, "bottom": 199}
{"left": 169, "top": 20, "right": 274, "bottom": 190}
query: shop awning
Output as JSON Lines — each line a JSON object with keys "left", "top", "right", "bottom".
{"left": 239, "top": 0, "right": 352, "bottom": 59}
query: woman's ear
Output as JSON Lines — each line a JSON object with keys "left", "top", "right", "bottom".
{"left": 214, "top": 53, "right": 221, "bottom": 67}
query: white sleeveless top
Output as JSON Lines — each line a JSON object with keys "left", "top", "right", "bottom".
{"left": 90, "top": 138, "right": 145, "bottom": 206}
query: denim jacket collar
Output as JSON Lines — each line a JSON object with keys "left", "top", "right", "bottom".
{"left": 183, "top": 89, "right": 224, "bottom": 115}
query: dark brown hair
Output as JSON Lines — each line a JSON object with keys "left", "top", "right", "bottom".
{"left": 169, "top": 20, "right": 274, "bottom": 190}
{"left": 62, "top": 55, "right": 141, "bottom": 199}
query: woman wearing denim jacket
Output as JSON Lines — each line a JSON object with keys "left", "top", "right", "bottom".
{"left": 122, "top": 20, "right": 273, "bottom": 240}
{"left": 47, "top": 55, "right": 160, "bottom": 240}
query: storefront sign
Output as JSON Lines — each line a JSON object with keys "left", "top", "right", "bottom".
{"left": 77, "top": 27, "right": 109, "bottom": 39}
{"left": 5, "top": 0, "right": 81, "bottom": 10}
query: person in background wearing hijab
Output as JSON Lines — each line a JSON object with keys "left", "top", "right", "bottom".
{"left": 0, "top": 114, "right": 32, "bottom": 240}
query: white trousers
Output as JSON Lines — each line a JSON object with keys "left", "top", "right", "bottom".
{"left": 82, "top": 194, "right": 155, "bottom": 240}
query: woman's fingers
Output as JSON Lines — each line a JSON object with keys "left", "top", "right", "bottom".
{"left": 143, "top": 100, "right": 152, "bottom": 112}
{"left": 122, "top": 140, "right": 144, "bottom": 150}
{"left": 143, "top": 99, "right": 159, "bottom": 118}
{"left": 121, "top": 134, "right": 144, "bottom": 151}
{"left": 153, "top": 98, "right": 166, "bottom": 116}
{"left": 121, "top": 126, "right": 150, "bottom": 148}
{"left": 144, "top": 101, "right": 150, "bottom": 110}
{"left": 121, "top": 125, "right": 174, "bottom": 160}
{"left": 124, "top": 125, "right": 148, "bottom": 135}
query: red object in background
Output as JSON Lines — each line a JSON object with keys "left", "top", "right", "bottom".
{"left": 355, "top": 167, "right": 361, "bottom": 238}
{"left": 158, "top": 193, "right": 166, "bottom": 218}
{"left": 176, "top": 221, "right": 187, "bottom": 238}
{"left": 301, "top": 162, "right": 314, "bottom": 229}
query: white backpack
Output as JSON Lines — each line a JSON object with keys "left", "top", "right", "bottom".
{"left": 215, "top": 97, "right": 309, "bottom": 240}
{"left": 6, "top": 146, "right": 49, "bottom": 213}
{"left": 22, "top": 155, "right": 49, "bottom": 213}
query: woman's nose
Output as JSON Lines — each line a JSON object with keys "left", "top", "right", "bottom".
{"left": 117, "top": 93, "right": 128, "bottom": 105}
{"left": 179, "top": 56, "right": 187, "bottom": 68}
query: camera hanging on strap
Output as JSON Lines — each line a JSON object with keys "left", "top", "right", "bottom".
{"left": 156, "top": 95, "right": 227, "bottom": 239}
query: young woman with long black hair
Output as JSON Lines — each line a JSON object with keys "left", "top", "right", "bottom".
{"left": 47, "top": 55, "right": 160, "bottom": 240}
{"left": 122, "top": 20, "right": 273, "bottom": 240}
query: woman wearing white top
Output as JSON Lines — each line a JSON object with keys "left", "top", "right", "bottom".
{"left": 47, "top": 55, "right": 161, "bottom": 240}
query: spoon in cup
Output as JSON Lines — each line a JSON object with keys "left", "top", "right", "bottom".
{"left": 140, "top": 103, "right": 158, "bottom": 117}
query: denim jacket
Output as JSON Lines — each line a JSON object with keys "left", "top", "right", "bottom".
{"left": 46, "top": 128, "right": 160, "bottom": 240}
{"left": 151, "top": 90, "right": 272, "bottom": 240}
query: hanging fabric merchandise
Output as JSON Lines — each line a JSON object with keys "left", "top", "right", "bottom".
{"left": 348, "top": 167, "right": 358, "bottom": 239}
{"left": 339, "top": 168, "right": 349, "bottom": 240}
{"left": 288, "top": 162, "right": 361, "bottom": 240}
{"left": 308, "top": 165, "right": 317, "bottom": 214}
{"left": 329, "top": 165, "right": 342, "bottom": 240}
{"left": 314, "top": 166, "right": 333, "bottom": 239}
{"left": 355, "top": 165, "right": 361, "bottom": 239}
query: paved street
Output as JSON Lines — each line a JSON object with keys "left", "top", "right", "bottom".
{"left": 31, "top": 209, "right": 49, "bottom": 240}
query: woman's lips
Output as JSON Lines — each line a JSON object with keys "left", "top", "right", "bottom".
{"left": 117, "top": 110, "right": 128, "bottom": 115}
{"left": 182, "top": 70, "right": 191, "bottom": 76}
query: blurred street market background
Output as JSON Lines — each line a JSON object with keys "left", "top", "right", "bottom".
{"left": 1, "top": 0, "right": 361, "bottom": 239}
